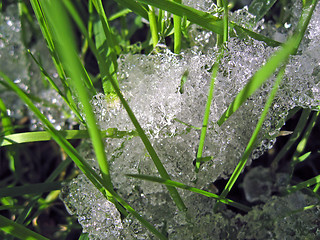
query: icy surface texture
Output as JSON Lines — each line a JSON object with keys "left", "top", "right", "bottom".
{"left": 62, "top": 3, "right": 320, "bottom": 239}
{"left": 0, "top": 4, "right": 75, "bottom": 130}
{"left": 60, "top": 173, "right": 124, "bottom": 240}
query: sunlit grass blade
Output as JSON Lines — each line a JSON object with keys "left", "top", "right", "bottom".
{"left": 92, "top": 0, "right": 120, "bottom": 93}
{"left": 148, "top": 5, "right": 159, "bottom": 48}
{"left": 0, "top": 182, "right": 61, "bottom": 198}
{"left": 173, "top": 0, "right": 182, "bottom": 53}
{"left": 249, "top": 0, "right": 277, "bottom": 21}
{"left": 218, "top": 0, "right": 318, "bottom": 126}
{"left": 0, "top": 215, "right": 49, "bottom": 240}
{"left": 136, "top": 0, "right": 224, "bottom": 35}
{"left": 286, "top": 175, "right": 320, "bottom": 194}
{"left": 1, "top": 129, "right": 137, "bottom": 147}
{"left": 127, "top": 174, "right": 251, "bottom": 212}
{"left": 214, "top": 65, "right": 286, "bottom": 211}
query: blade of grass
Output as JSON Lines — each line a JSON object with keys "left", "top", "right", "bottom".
{"left": 214, "top": 65, "right": 286, "bottom": 211}
{"left": 0, "top": 215, "right": 49, "bottom": 240}
{"left": 217, "top": 0, "right": 318, "bottom": 126}
{"left": 286, "top": 175, "right": 320, "bottom": 194}
{"left": 195, "top": 51, "right": 223, "bottom": 173}
{"left": 271, "top": 108, "right": 311, "bottom": 171}
{"left": 291, "top": 111, "right": 319, "bottom": 168}
{"left": 127, "top": 174, "right": 251, "bottom": 212}
{"left": 1, "top": 129, "right": 137, "bottom": 147}
{"left": 172, "top": 0, "right": 182, "bottom": 53}
{"left": 92, "top": 0, "right": 120, "bottom": 94}
{"left": 148, "top": 5, "right": 159, "bottom": 48}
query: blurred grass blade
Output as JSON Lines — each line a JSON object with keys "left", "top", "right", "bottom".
{"left": 136, "top": 0, "right": 224, "bottom": 35}
{"left": 249, "top": 0, "right": 277, "bottom": 21}
{"left": 218, "top": 0, "right": 318, "bottom": 126}
{"left": 0, "top": 215, "right": 49, "bottom": 240}
{"left": 0, "top": 182, "right": 61, "bottom": 198}
{"left": 1, "top": 129, "right": 137, "bottom": 146}
{"left": 127, "top": 174, "right": 251, "bottom": 212}
{"left": 173, "top": 0, "right": 182, "bottom": 53}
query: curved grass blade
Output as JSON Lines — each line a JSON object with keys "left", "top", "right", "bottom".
{"left": 127, "top": 174, "right": 251, "bottom": 212}
{"left": 1, "top": 129, "right": 137, "bottom": 147}
{"left": 218, "top": 0, "right": 319, "bottom": 126}
{"left": 0, "top": 215, "right": 49, "bottom": 240}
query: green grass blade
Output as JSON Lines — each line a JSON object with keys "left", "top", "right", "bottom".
{"left": 173, "top": 0, "right": 182, "bottom": 53}
{"left": 291, "top": 111, "right": 319, "bottom": 167}
{"left": 0, "top": 215, "right": 49, "bottom": 240}
{"left": 218, "top": 0, "right": 318, "bottom": 126}
{"left": 136, "top": 0, "right": 224, "bottom": 35}
{"left": 92, "top": 0, "right": 120, "bottom": 94}
{"left": 286, "top": 175, "right": 320, "bottom": 194}
{"left": 127, "top": 174, "right": 251, "bottom": 212}
{"left": 230, "top": 23, "right": 282, "bottom": 47}
{"left": 0, "top": 182, "right": 61, "bottom": 198}
{"left": 0, "top": 129, "right": 137, "bottom": 147}
{"left": 148, "top": 5, "right": 159, "bottom": 48}
{"left": 249, "top": 0, "right": 278, "bottom": 21}
{"left": 271, "top": 109, "right": 311, "bottom": 170}
{"left": 214, "top": 65, "right": 286, "bottom": 211}
{"left": 195, "top": 52, "right": 223, "bottom": 172}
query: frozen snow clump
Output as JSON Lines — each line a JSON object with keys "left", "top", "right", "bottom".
{"left": 62, "top": 2, "right": 320, "bottom": 239}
